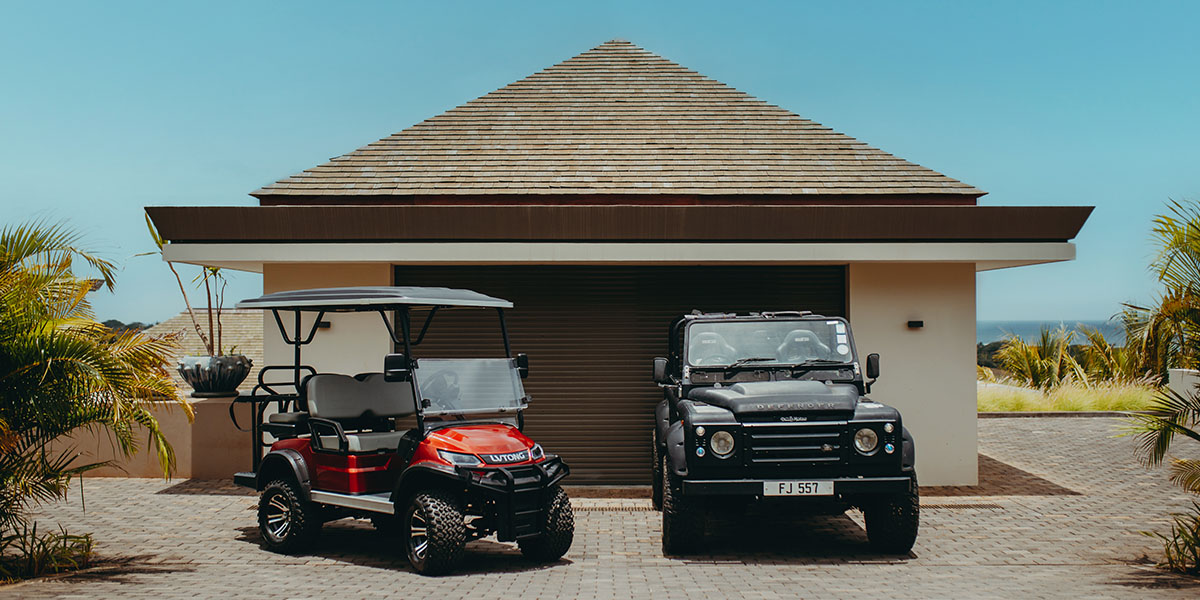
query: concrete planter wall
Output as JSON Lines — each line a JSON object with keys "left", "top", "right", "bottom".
{"left": 1168, "top": 368, "right": 1200, "bottom": 398}
{"left": 50, "top": 395, "right": 253, "bottom": 479}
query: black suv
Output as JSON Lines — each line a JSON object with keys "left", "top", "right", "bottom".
{"left": 651, "top": 311, "right": 918, "bottom": 555}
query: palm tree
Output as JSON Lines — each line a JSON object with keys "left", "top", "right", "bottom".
{"left": 0, "top": 222, "right": 191, "bottom": 533}
{"left": 1128, "top": 199, "right": 1200, "bottom": 492}
{"left": 995, "top": 326, "right": 1087, "bottom": 390}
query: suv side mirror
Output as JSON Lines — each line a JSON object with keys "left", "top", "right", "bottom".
{"left": 865, "top": 353, "right": 880, "bottom": 380}
{"left": 383, "top": 353, "right": 411, "bottom": 382}
{"left": 515, "top": 353, "right": 529, "bottom": 379}
{"left": 652, "top": 357, "right": 669, "bottom": 384}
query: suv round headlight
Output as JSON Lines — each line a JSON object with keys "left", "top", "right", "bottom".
{"left": 709, "top": 431, "right": 735, "bottom": 457}
{"left": 853, "top": 428, "right": 879, "bottom": 454}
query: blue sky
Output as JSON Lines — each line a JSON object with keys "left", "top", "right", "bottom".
{"left": 1, "top": 1, "right": 1197, "bottom": 324}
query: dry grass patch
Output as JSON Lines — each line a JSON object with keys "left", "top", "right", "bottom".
{"left": 977, "top": 381, "right": 1158, "bottom": 412}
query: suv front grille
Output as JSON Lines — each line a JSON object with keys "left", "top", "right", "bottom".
{"left": 743, "top": 422, "right": 845, "bottom": 466}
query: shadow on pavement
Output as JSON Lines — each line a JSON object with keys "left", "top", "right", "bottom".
{"left": 924, "top": 454, "right": 1080, "bottom": 496}
{"left": 233, "top": 523, "right": 571, "bottom": 575}
{"left": 156, "top": 479, "right": 255, "bottom": 496}
{"left": 670, "top": 512, "right": 915, "bottom": 565}
{"left": 20, "top": 555, "right": 195, "bottom": 585}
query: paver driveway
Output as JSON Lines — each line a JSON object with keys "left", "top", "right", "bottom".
{"left": 6, "top": 417, "right": 1200, "bottom": 599}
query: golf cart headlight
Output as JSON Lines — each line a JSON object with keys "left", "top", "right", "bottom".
{"left": 709, "top": 431, "right": 735, "bottom": 457}
{"left": 884, "top": 423, "right": 895, "bottom": 433}
{"left": 854, "top": 428, "right": 879, "bottom": 454}
{"left": 529, "top": 443, "right": 545, "bottom": 461}
{"left": 438, "top": 450, "right": 483, "bottom": 467}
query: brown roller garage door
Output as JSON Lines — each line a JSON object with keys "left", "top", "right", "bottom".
{"left": 393, "top": 266, "right": 846, "bottom": 484}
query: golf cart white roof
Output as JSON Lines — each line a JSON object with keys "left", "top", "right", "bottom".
{"left": 236, "top": 286, "right": 513, "bottom": 311}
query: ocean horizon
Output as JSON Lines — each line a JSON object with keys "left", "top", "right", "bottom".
{"left": 977, "top": 320, "right": 1124, "bottom": 344}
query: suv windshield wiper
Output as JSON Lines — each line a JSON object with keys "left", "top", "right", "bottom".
{"left": 723, "top": 357, "right": 778, "bottom": 372}
{"left": 792, "top": 359, "right": 849, "bottom": 367}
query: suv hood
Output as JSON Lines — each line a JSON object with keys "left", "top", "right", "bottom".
{"left": 688, "top": 381, "right": 858, "bottom": 418}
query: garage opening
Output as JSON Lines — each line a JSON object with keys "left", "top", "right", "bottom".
{"left": 393, "top": 266, "right": 847, "bottom": 484}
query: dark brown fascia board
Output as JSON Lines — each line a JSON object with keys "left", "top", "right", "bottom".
{"left": 253, "top": 192, "right": 983, "bottom": 206}
{"left": 147, "top": 204, "right": 1092, "bottom": 244}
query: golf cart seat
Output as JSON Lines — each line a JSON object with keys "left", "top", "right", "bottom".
{"left": 302, "top": 373, "right": 417, "bottom": 453}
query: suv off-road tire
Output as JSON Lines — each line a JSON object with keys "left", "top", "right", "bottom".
{"left": 651, "top": 431, "right": 663, "bottom": 511}
{"left": 258, "top": 479, "right": 321, "bottom": 553}
{"left": 404, "top": 489, "right": 467, "bottom": 576}
{"left": 864, "top": 474, "right": 920, "bottom": 554}
{"left": 661, "top": 454, "right": 704, "bottom": 556}
{"left": 518, "top": 484, "right": 575, "bottom": 562}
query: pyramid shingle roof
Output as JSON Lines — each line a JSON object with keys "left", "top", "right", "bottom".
{"left": 253, "top": 40, "right": 982, "bottom": 199}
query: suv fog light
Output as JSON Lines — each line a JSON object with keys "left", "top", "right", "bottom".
{"left": 884, "top": 423, "right": 895, "bottom": 433}
{"left": 853, "top": 428, "right": 879, "bottom": 454}
{"left": 695, "top": 447, "right": 706, "bottom": 457}
{"left": 884, "top": 443, "right": 895, "bottom": 454}
{"left": 695, "top": 426, "right": 706, "bottom": 437}
{"left": 710, "top": 431, "right": 735, "bottom": 457}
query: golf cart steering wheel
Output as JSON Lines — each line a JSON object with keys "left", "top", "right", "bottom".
{"left": 695, "top": 355, "right": 732, "bottom": 366}
{"left": 421, "top": 369, "right": 460, "bottom": 410}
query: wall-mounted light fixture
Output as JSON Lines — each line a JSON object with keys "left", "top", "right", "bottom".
{"left": 907, "top": 320, "right": 924, "bottom": 329}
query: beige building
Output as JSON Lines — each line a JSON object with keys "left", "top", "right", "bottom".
{"left": 147, "top": 40, "right": 1090, "bottom": 486}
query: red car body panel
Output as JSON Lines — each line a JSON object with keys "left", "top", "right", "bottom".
{"left": 268, "top": 423, "right": 539, "bottom": 495}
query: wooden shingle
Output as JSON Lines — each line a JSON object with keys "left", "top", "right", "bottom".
{"left": 253, "top": 40, "right": 982, "bottom": 199}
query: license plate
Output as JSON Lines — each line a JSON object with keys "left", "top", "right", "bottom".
{"left": 763, "top": 480, "right": 834, "bottom": 496}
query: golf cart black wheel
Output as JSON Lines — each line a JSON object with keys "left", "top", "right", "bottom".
{"left": 864, "top": 474, "right": 920, "bottom": 554}
{"left": 661, "top": 454, "right": 703, "bottom": 556}
{"left": 258, "top": 479, "right": 321, "bottom": 553}
{"left": 651, "top": 431, "right": 663, "bottom": 511}
{"left": 518, "top": 484, "right": 575, "bottom": 562}
{"left": 404, "top": 489, "right": 467, "bottom": 576}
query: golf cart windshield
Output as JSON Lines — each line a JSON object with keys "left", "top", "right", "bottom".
{"left": 414, "top": 359, "right": 526, "bottom": 417}
{"left": 685, "top": 318, "right": 855, "bottom": 367}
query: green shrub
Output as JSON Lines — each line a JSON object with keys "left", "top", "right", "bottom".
{"left": 0, "top": 522, "right": 93, "bottom": 582}
{"left": 1142, "top": 502, "right": 1200, "bottom": 575}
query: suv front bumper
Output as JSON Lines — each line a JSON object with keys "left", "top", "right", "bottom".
{"left": 683, "top": 475, "right": 911, "bottom": 497}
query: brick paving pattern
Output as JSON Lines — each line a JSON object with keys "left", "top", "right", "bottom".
{"left": 6, "top": 418, "right": 1200, "bottom": 598}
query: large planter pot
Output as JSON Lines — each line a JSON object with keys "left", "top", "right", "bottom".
{"left": 178, "top": 355, "right": 253, "bottom": 398}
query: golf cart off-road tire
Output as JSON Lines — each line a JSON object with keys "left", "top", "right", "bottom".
{"left": 661, "top": 454, "right": 704, "bottom": 556}
{"left": 864, "top": 475, "right": 920, "bottom": 554}
{"left": 651, "top": 431, "right": 663, "bottom": 511}
{"left": 258, "top": 479, "right": 321, "bottom": 554}
{"left": 518, "top": 484, "right": 575, "bottom": 562}
{"left": 404, "top": 489, "right": 467, "bottom": 576}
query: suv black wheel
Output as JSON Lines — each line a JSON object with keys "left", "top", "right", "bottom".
{"left": 864, "top": 474, "right": 919, "bottom": 554}
{"left": 651, "top": 431, "right": 663, "bottom": 511}
{"left": 661, "top": 454, "right": 703, "bottom": 555}
{"left": 518, "top": 484, "right": 575, "bottom": 562}
{"left": 258, "top": 479, "right": 321, "bottom": 553}
{"left": 404, "top": 489, "right": 467, "bottom": 575}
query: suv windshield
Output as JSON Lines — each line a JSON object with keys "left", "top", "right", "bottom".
{"left": 413, "top": 358, "right": 526, "bottom": 416}
{"left": 685, "top": 319, "right": 854, "bottom": 367}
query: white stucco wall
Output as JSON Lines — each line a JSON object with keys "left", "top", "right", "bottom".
{"left": 848, "top": 262, "right": 978, "bottom": 486}
{"left": 261, "top": 263, "right": 393, "bottom": 379}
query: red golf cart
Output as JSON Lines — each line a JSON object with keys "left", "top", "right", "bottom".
{"left": 230, "top": 286, "right": 573, "bottom": 575}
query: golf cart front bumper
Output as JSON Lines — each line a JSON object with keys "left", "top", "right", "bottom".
{"left": 453, "top": 455, "right": 570, "bottom": 542}
{"left": 683, "top": 475, "right": 911, "bottom": 497}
